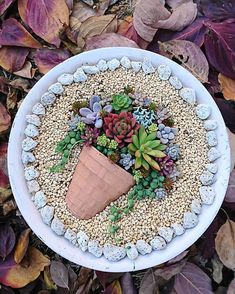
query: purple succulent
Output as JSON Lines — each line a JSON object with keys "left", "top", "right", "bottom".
{"left": 81, "top": 126, "right": 99, "bottom": 146}
{"left": 79, "top": 96, "right": 112, "bottom": 128}
{"left": 157, "top": 155, "right": 174, "bottom": 177}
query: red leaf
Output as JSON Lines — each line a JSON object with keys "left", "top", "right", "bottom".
{"left": 33, "top": 48, "right": 71, "bottom": 74}
{"left": 18, "top": 0, "right": 69, "bottom": 47}
{"left": 198, "top": 0, "right": 235, "bottom": 21}
{"left": 0, "top": 143, "right": 9, "bottom": 188}
{"left": 0, "top": 224, "right": 16, "bottom": 260}
{"left": 0, "top": 46, "right": 29, "bottom": 72}
{"left": 0, "top": 0, "right": 14, "bottom": 16}
{"left": 204, "top": 19, "right": 235, "bottom": 79}
{"left": 0, "top": 18, "right": 42, "bottom": 49}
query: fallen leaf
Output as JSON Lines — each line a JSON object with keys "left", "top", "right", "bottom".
{"left": 204, "top": 19, "right": 235, "bottom": 79}
{"left": 167, "top": 250, "right": 189, "bottom": 265}
{"left": 159, "top": 40, "right": 209, "bottom": 83}
{"left": 50, "top": 261, "right": 69, "bottom": 289}
{"left": 0, "top": 76, "right": 10, "bottom": 94}
{"left": 157, "top": 2, "right": 197, "bottom": 31}
{"left": 6, "top": 90, "right": 18, "bottom": 110}
{"left": 33, "top": 48, "right": 71, "bottom": 74}
{"left": 3, "top": 200, "right": 17, "bottom": 215}
{"left": 215, "top": 219, "right": 235, "bottom": 270}
{"left": 77, "top": 267, "right": 92, "bottom": 287}
{"left": 211, "top": 254, "right": 223, "bottom": 284}
{"left": 0, "top": 224, "right": 16, "bottom": 260}
{"left": 133, "top": 0, "right": 170, "bottom": 42}
{"left": 9, "top": 78, "right": 30, "bottom": 92}
{"left": 218, "top": 73, "right": 235, "bottom": 101}
{"left": 166, "top": 0, "right": 191, "bottom": 9}
{"left": 85, "top": 32, "right": 139, "bottom": 50}
{"left": 124, "top": 24, "right": 149, "bottom": 49}
{"left": 14, "top": 61, "right": 36, "bottom": 79}
{"left": 117, "top": 16, "right": 133, "bottom": 34}
{"left": 0, "top": 0, "right": 14, "bottom": 16}
{"left": 227, "top": 131, "right": 235, "bottom": 171}
{"left": 0, "top": 188, "right": 12, "bottom": 204}
{"left": 198, "top": 0, "right": 235, "bottom": 21}
{"left": 95, "top": 271, "right": 123, "bottom": 288}
{"left": 0, "top": 18, "right": 42, "bottom": 49}
{"left": 228, "top": 278, "right": 235, "bottom": 294}
{"left": 155, "top": 259, "right": 187, "bottom": 280}
{"left": 215, "top": 98, "right": 235, "bottom": 134}
{"left": 205, "top": 69, "right": 221, "bottom": 96}
{"left": 65, "top": 0, "right": 73, "bottom": 12}
{"left": 0, "top": 247, "right": 50, "bottom": 288}
{"left": 43, "top": 266, "right": 57, "bottom": 290}
{"left": 68, "top": 266, "right": 77, "bottom": 292}
{"left": 14, "top": 228, "right": 31, "bottom": 264}
{"left": 0, "top": 143, "right": 9, "bottom": 189}
{"left": 103, "top": 280, "right": 122, "bottom": 294}
{"left": 0, "top": 103, "right": 11, "bottom": 133}
{"left": 174, "top": 262, "right": 213, "bottom": 293}
{"left": 0, "top": 46, "right": 29, "bottom": 72}
{"left": 18, "top": 0, "right": 69, "bottom": 47}
{"left": 120, "top": 272, "right": 136, "bottom": 294}
{"left": 139, "top": 269, "right": 159, "bottom": 294}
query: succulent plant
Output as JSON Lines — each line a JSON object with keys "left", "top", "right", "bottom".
{"left": 80, "top": 96, "right": 112, "bottom": 128}
{"left": 155, "top": 188, "right": 167, "bottom": 200}
{"left": 168, "top": 166, "right": 181, "bottom": 181}
{"left": 157, "top": 155, "right": 174, "bottom": 177}
{"left": 112, "top": 94, "right": 132, "bottom": 112}
{"left": 81, "top": 126, "right": 99, "bottom": 146}
{"left": 163, "top": 177, "right": 174, "bottom": 191}
{"left": 166, "top": 144, "right": 180, "bottom": 160}
{"left": 72, "top": 100, "right": 88, "bottom": 113}
{"left": 119, "top": 153, "right": 135, "bottom": 170}
{"left": 103, "top": 112, "right": 139, "bottom": 147}
{"left": 108, "top": 140, "right": 118, "bottom": 150}
{"left": 128, "top": 125, "right": 166, "bottom": 171}
{"left": 97, "top": 134, "right": 110, "bottom": 147}
{"left": 108, "top": 152, "right": 120, "bottom": 163}
{"left": 129, "top": 90, "right": 151, "bottom": 107}
{"left": 77, "top": 121, "right": 86, "bottom": 131}
{"left": 148, "top": 123, "right": 158, "bottom": 133}
{"left": 133, "top": 170, "right": 143, "bottom": 183}
{"left": 133, "top": 107, "right": 156, "bottom": 127}
{"left": 157, "top": 123, "right": 177, "bottom": 144}
{"left": 68, "top": 114, "right": 81, "bottom": 130}
{"left": 156, "top": 105, "right": 171, "bottom": 124}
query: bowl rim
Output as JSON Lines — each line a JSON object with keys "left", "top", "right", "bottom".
{"left": 8, "top": 47, "right": 231, "bottom": 272}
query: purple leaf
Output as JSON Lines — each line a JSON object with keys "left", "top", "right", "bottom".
{"left": 215, "top": 98, "right": 235, "bottom": 134}
{"left": 81, "top": 117, "right": 93, "bottom": 124}
{"left": 90, "top": 95, "right": 100, "bottom": 109}
{"left": 93, "top": 102, "right": 102, "bottom": 113}
{"left": 155, "top": 259, "right": 187, "bottom": 280}
{"left": 80, "top": 108, "right": 92, "bottom": 117}
{"left": 120, "top": 272, "right": 137, "bottom": 294}
{"left": 95, "top": 271, "right": 124, "bottom": 288}
{"left": 228, "top": 278, "right": 235, "bottom": 294}
{"left": 103, "top": 105, "right": 112, "bottom": 113}
{"left": 224, "top": 169, "right": 235, "bottom": 202}
{"left": 0, "top": 224, "right": 16, "bottom": 260}
{"left": 204, "top": 19, "right": 235, "bottom": 79}
{"left": 167, "top": 250, "right": 189, "bottom": 265}
{"left": 95, "top": 118, "right": 103, "bottom": 128}
{"left": 0, "top": 46, "right": 29, "bottom": 72}
{"left": 205, "top": 69, "right": 220, "bottom": 96}
{"left": 0, "top": 0, "right": 14, "bottom": 16}
{"left": 50, "top": 261, "right": 69, "bottom": 289}
{"left": 174, "top": 262, "right": 213, "bottom": 294}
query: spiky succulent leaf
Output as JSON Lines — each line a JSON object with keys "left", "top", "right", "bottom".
{"left": 135, "top": 157, "right": 142, "bottom": 169}
{"left": 128, "top": 143, "right": 137, "bottom": 153}
{"left": 139, "top": 125, "right": 147, "bottom": 144}
{"left": 145, "top": 140, "right": 161, "bottom": 149}
{"left": 147, "top": 150, "right": 166, "bottom": 157}
{"left": 135, "top": 150, "right": 142, "bottom": 158}
{"left": 142, "top": 159, "right": 150, "bottom": 170}
{"left": 150, "top": 161, "right": 161, "bottom": 171}
{"left": 158, "top": 144, "right": 167, "bottom": 151}
{"left": 132, "top": 134, "right": 140, "bottom": 149}
{"left": 144, "top": 132, "right": 157, "bottom": 143}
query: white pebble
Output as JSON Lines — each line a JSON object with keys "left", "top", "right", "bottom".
{"left": 64, "top": 228, "right": 77, "bottom": 245}
{"left": 157, "top": 64, "right": 171, "bottom": 80}
{"left": 131, "top": 61, "right": 142, "bottom": 72}
{"left": 150, "top": 236, "right": 166, "bottom": 250}
{"left": 27, "top": 180, "right": 40, "bottom": 193}
{"left": 97, "top": 59, "right": 108, "bottom": 72}
{"left": 208, "top": 147, "right": 221, "bottom": 162}
{"left": 51, "top": 217, "right": 65, "bottom": 236}
{"left": 196, "top": 104, "right": 211, "bottom": 120}
{"left": 120, "top": 56, "right": 131, "bottom": 69}
{"left": 34, "top": 191, "right": 47, "bottom": 209}
{"left": 200, "top": 170, "right": 216, "bottom": 185}
{"left": 183, "top": 211, "right": 198, "bottom": 229}
{"left": 171, "top": 223, "right": 185, "bottom": 236}
{"left": 206, "top": 131, "right": 217, "bottom": 147}
{"left": 199, "top": 186, "right": 215, "bottom": 205}
{"left": 191, "top": 199, "right": 202, "bottom": 214}
{"left": 77, "top": 231, "right": 89, "bottom": 252}
{"left": 88, "top": 240, "right": 103, "bottom": 258}
{"left": 158, "top": 227, "right": 174, "bottom": 243}
{"left": 32, "top": 103, "right": 45, "bottom": 116}
{"left": 179, "top": 88, "right": 196, "bottom": 105}
{"left": 22, "top": 137, "right": 38, "bottom": 151}
{"left": 169, "top": 76, "right": 182, "bottom": 89}
{"left": 82, "top": 65, "right": 99, "bottom": 75}
{"left": 125, "top": 243, "right": 138, "bottom": 260}
{"left": 40, "top": 205, "right": 54, "bottom": 225}
{"left": 142, "top": 58, "right": 155, "bottom": 75}
{"left": 24, "top": 124, "right": 39, "bottom": 138}
{"left": 73, "top": 68, "right": 87, "bottom": 82}
{"left": 26, "top": 114, "right": 41, "bottom": 127}
{"left": 107, "top": 58, "right": 120, "bottom": 71}
{"left": 48, "top": 83, "right": 64, "bottom": 95}
{"left": 206, "top": 163, "right": 218, "bottom": 174}
{"left": 204, "top": 119, "right": 217, "bottom": 131}
{"left": 24, "top": 166, "right": 39, "bottom": 181}
{"left": 136, "top": 240, "right": 152, "bottom": 255}
{"left": 103, "top": 244, "right": 126, "bottom": 262}
{"left": 22, "top": 151, "right": 35, "bottom": 165}
{"left": 57, "top": 73, "right": 73, "bottom": 85}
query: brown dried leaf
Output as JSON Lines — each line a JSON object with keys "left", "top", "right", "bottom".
{"left": 3, "top": 199, "right": 17, "bottom": 215}
{"left": 43, "top": 266, "right": 57, "bottom": 290}
{"left": 159, "top": 40, "right": 209, "bottom": 83}
{"left": 117, "top": 16, "right": 133, "bottom": 35}
{"left": 6, "top": 90, "right": 18, "bottom": 110}
{"left": 215, "top": 219, "right": 235, "bottom": 270}
{"left": 0, "top": 188, "right": 12, "bottom": 204}
{"left": 9, "top": 78, "right": 30, "bottom": 92}
{"left": 139, "top": 269, "right": 159, "bottom": 294}
{"left": 0, "top": 103, "right": 11, "bottom": 133}
{"left": 0, "top": 47, "right": 29, "bottom": 72}
{"left": 211, "top": 254, "right": 223, "bottom": 284}
{"left": 166, "top": 0, "right": 191, "bottom": 9}
{"left": 50, "top": 261, "right": 69, "bottom": 289}
{"left": 0, "top": 76, "right": 9, "bottom": 94}
{"left": 14, "top": 61, "right": 36, "bottom": 79}
{"left": 218, "top": 73, "right": 235, "bottom": 101}
{"left": 14, "top": 228, "right": 31, "bottom": 264}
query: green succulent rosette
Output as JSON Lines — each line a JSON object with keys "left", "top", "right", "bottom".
{"left": 111, "top": 94, "right": 132, "bottom": 112}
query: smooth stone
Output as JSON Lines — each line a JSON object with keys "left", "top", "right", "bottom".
{"left": 125, "top": 243, "right": 138, "bottom": 260}
{"left": 206, "top": 163, "right": 218, "bottom": 174}
{"left": 73, "top": 68, "right": 88, "bottom": 82}
{"left": 169, "top": 76, "right": 182, "bottom": 89}
{"left": 57, "top": 73, "right": 73, "bottom": 85}
{"left": 200, "top": 170, "right": 216, "bottom": 185}
{"left": 24, "top": 166, "right": 39, "bottom": 181}
{"left": 82, "top": 65, "right": 99, "bottom": 75}
{"left": 88, "top": 240, "right": 103, "bottom": 258}
{"left": 27, "top": 180, "right": 40, "bottom": 193}
{"left": 204, "top": 119, "right": 217, "bottom": 131}
{"left": 97, "top": 59, "right": 108, "bottom": 72}
{"left": 183, "top": 211, "right": 198, "bottom": 229}
{"left": 24, "top": 124, "right": 39, "bottom": 138}
{"left": 179, "top": 88, "right": 196, "bottom": 105}
{"left": 150, "top": 236, "right": 166, "bottom": 250}
{"left": 120, "top": 56, "right": 131, "bottom": 69}
{"left": 171, "top": 223, "right": 185, "bottom": 236}
{"left": 208, "top": 147, "right": 221, "bottom": 162}
{"left": 136, "top": 240, "right": 152, "bottom": 255}
{"left": 191, "top": 199, "right": 202, "bottom": 214}
{"left": 157, "top": 64, "right": 171, "bottom": 80}
{"left": 26, "top": 114, "right": 41, "bottom": 127}
{"left": 32, "top": 103, "right": 45, "bottom": 116}
{"left": 77, "top": 231, "right": 89, "bottom": 252}
{"left": 103, "top": 244, "right": 126, "bottom": 262}
{"left": 142, "top": 58, "right": 155, "bottom": 75}
{"left": 196, "top": 104, "right": 211, "bottom": 120}
{"left": 199, "top": 186, "right": 215, "bottom": 205}
{"left": 48, "top": 83, "right": 64, "bottom": 95}
{"left": 34, "top": 191, "right": 47, "bottom": 209}
{"left": 51, "top": 217, "right": 65, "bottom": 236}
{"left": 206, "top": 131, "right": 217, "bottom": 147}
{"left": 107, "top": 58, "right": 120, "bottom": 71}
{"left": 158, "top": 227, "right": 174, "bottom": 243}
{"left": 131, "top": 61, "right": 142, "bottom": 72}
{"left": 40, "top": 205, "right": 54, "bottom": 225}
{"left": 22, "top": 151, "right": 35, "bottom": 165}
{"left": 64, "top": 228, "right": 77, "bottom": 245}
{"left": 22, "top": 137, "right": 38, "bottom": 151}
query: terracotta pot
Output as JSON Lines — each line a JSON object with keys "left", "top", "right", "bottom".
{"left": 65, "top": 146, "right": 135, "bottom": 219}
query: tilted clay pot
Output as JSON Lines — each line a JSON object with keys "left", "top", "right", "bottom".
{"left": 65, "top": 146, "right": 135, "bottom": 219}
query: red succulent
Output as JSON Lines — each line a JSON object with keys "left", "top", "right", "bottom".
{"left": 103, "top": 112, "right": 139, "bottom": 147}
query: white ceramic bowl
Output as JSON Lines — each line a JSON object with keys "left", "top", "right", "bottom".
{"left": 8, "top": 48, "right": 231, "bottom": 272}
